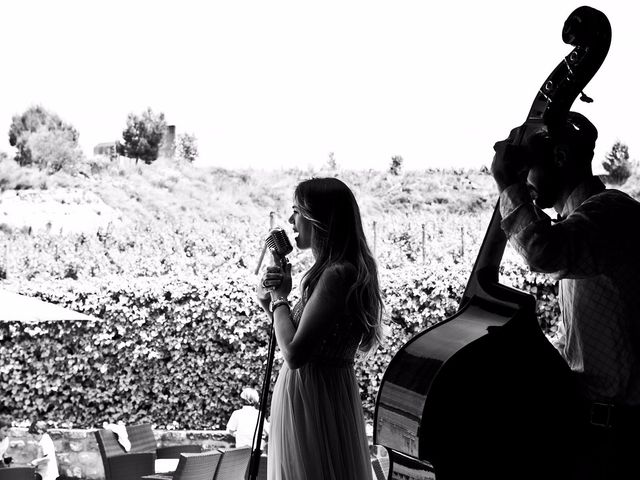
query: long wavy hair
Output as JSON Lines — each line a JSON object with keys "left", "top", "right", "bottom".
{"left": 294, "top": 177, "right": 384, "bottom": 352}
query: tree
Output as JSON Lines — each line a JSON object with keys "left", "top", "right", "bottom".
{"left": 602, "top": 140, "right": 633, "bottom": 186}
{"left": 27, "top": 128, "right": 83, "bottom": 173}
{"left": 8, "top": 105, "right": 80, "bottom": 167}
{"left": 176, "top": 133, "right": 199, "bottom": 163}
{"left": 327, "top": 151, "right": 337, "bottom": 170}
{"left": 116, "top": 108, "right": 167, "bottom": 164}
{"left": 389, "top": 155, "right": 404, "bottom": 175}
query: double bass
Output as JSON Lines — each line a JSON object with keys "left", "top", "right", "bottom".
{"left": 374, "top": 6, "right": 611, "bottom": 480}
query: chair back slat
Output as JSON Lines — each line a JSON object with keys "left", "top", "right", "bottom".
{"left": 213, "top": 447, "right": 251, "bottom": 480}
{"left": 371, "top": 456, "right": 387, "bottom": 480}
{"left": 157, "top": 444, "right": 203, "bottom": 459}
{"left": 94, "top": 428, "right": 126, "bottom": 480}
{"left": 95, "top": 428, "right": 127, "bottom": 458}
{"left": 176, "top": 451, "right": 223, "bottom": 480}
{"left": 0, "top": 466, "right": 36, "bottom": 480}
{"left": 127, "top": 423, "right": 158, "bottom": 453}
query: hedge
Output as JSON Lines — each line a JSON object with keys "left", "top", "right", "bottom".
{"left": 0, "top": 259, "right": 559, "bottom": 429}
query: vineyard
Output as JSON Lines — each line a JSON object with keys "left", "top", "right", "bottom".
{"left": 1, "top": 157, "right": 637, "bottom": 429}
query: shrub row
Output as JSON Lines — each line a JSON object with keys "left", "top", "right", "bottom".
{"left": 0, "top": 260, "right": 559, "bottom": 429}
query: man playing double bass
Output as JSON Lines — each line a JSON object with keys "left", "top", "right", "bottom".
{"left": 491, "top": 111, "right": 640, "bottom": 479}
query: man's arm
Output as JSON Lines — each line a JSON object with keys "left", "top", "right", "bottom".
{"left": 500, "top": 183, "right": 607, "bottom": 279}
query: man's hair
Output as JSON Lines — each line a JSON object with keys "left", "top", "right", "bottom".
{"left": 0, "top": 416, "right": 11, "bottom": 430}
{"left": 529, "top": 111, "right": 598, "bottom": 166}
{"left": 240, "top": 388, "right": 259, "bottom": 406}
{"left": 28, "top": 420, "right": 47, "bottom": 435}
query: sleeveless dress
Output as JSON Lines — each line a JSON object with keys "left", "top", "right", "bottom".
{"left": 267, "top": 293, "right": 373, "bottom": 480}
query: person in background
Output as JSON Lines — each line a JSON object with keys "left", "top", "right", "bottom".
{"left": 257, "top": 177, "right": 384, "bottom": 480}
{"left": 28, "top": 420, "right": 60, "bottom": 480}
{"left": 226, "top": 387, "right": 269, "bottom": 449}
{"left": 0, "top": 416, "right": 11, "bottom": 468}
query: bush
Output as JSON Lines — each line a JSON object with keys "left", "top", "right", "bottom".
{"left": 602, "top": 140, "right": 633, "bottom": 186}
{"left": 26, "top": 128, "right": 84, "bottom": 174}
{"left": 8, "top": 106, "right": 81, "bottom": 168}
{"left": 175, "top": 133, "right": 199, "bottom": 163}
{"left": 389, "top": 155, "right": 403, "bottom": 176}
{"left": 0, "top": 259, "right": 559, "bottom": 429}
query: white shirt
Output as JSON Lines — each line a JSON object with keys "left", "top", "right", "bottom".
{"left": 0, "top": 436, "right": 9, "bottom": 461}
{"left": 34, "top": 433, "right": 59, "bottom": 480}
{"left": 226, "top": 406, "right": 269, "bottom": 448}
{"left": 500, "top": 177, "right": 640, "bottom": 405}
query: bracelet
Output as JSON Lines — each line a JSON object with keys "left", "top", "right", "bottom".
{"left": 270, "top": 297, "right": 290, "bottom": 313}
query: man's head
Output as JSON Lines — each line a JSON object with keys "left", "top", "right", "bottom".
{"left": 240, "top": 388, "right": 259, "bottom": 407}
{"left": 0, "top": 416, "right": 11, "bottom": 439}
{"left": 526, "top": 111, "right": 598, "bottom": 209}
{"left": 28, "top": 420, "right": 47, "bottom": 439}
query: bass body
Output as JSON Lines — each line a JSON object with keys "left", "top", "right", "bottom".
{"left": 374, "top": 209, "right": 578, "bottom": 480}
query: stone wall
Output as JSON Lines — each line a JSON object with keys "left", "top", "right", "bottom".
{"left": 4, "top": 428, "right": 234, "bottom": 480}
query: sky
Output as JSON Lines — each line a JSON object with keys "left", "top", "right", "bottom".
{"left": 0, "top": 0, "right": 638, "bottom": 172}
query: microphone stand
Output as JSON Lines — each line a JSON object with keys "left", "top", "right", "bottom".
{"left": 248, "top": 316, "right": 276, "bottom": 480}
{"left": 248, "top": 256, "right": 286, "bottom": 480}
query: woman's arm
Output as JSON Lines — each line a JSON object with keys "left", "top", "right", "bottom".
{"left": 273, "top": 265, "right": 351, "bottom": 369}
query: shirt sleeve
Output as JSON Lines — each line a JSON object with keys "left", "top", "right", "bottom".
{"left": 226, "top": 411, "right": 238, "bottom": 433}
{"left": 0, "top": 437, "right": 9, "bottom": 457}
{"left": 42, "top": 434, "right": 56, "bottom": 457}
{"left": 499, "top": 183, "right": 607, "bottom": 279}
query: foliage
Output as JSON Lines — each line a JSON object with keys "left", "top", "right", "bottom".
{"left": 116, "top": 108, "right": 167, "bottom": 165}
{"left": 175, "top": 133, "right": 199, "bottom": 163}
{"left": 8, "top": 105, "right": 81, "bottom": 169}
{"left": 389, "top": 155, "right": 403, "bottom": 176}
{"left": 26, "top": 128, "right": 84, "bottom": 174}
{"left": 4, "top": 164, "right": 617, "bottom": 430}
{"left": 326, "top": 152, "right": 337, "bottom": 170}
{"left": 602, "top": 140, "right": 633, "bottom": 186}
{"left": 0, "top": 258, "right": 559, "bottom": 429}
{"left": 0, "top": 154, "right": 83, "bottom": 192}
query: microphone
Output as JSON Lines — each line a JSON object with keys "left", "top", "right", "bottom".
{"left": 254, "top": 227, "right": 293, "bottom": 274}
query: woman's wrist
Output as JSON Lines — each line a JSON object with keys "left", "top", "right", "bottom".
{"left": 270, "top": 296, "right": 290, "bottom": 312}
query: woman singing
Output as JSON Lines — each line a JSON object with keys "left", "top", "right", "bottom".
{"left": 257, "top": 177, "right": 384, "bottom": 480}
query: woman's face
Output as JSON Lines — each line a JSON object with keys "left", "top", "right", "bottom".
{"left": 289, "top": 202, "right": 313, "bottom": 250}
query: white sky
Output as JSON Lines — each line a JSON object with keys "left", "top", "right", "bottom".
{"left": 0, "top": 0, "right": 638, "bottom": 171}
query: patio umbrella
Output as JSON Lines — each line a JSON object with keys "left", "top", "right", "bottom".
{"left": 0, "top": 289, "right": 101, "bottom": 322}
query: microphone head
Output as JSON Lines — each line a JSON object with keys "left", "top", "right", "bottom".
{"left": 266, "top": 227, "right": 293, "bottom": 257}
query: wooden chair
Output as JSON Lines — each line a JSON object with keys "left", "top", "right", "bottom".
{"left": 213, "top": 447, "right": 251, "bottom": 480}
{"left": 142, "top": 451, "right": 223, "bottom": 480}
{"left": 94, "top": 428, "right": 155, "bottom": 480}
{"left": 0, "top": 467, "right": 36, "bottom": 480}
{"left": 128, "top": 423, "right": 203, "bottom": 458}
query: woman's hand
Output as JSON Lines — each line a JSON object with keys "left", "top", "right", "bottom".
{"left": 257, "top": 266, "right": 282, "bottom": 302}
{"left": 270, "top": 260, "right": 292, "bottom": 300}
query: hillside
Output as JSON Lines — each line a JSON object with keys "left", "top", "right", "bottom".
{"left": 0, "top": 157, "right": 498, "bottom": 231}
{"left": 1, "top": 155, "right": 638, "bottom": 284}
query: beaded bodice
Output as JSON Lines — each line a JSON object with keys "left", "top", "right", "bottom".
{"left": 291, "top": 292, "right": 363, "bottom": 367}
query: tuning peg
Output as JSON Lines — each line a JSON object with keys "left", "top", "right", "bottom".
{"left": 579, "top": 90, "right": 594, "bottom": 103}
